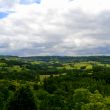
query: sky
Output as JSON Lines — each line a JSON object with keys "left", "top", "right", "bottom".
{"left": 0, "top": 0, "right": 110, "bottom": 56}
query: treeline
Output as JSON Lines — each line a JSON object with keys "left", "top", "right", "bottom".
{"left": 1, "top": 55, "right": 110, "bottom": 63}
{"left": 22, "top": 56, "right": 110, "bottom": 63}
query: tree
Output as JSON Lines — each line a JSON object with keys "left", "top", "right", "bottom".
{"left": 81, "top": 102, "right": 108, "bottom": 110}
{"left": 73, "top": 88, "right": 91, "bottom": 110}
{"left": 81, "top": 90, "right": 108, "bottom": 110}
{"left": 104, "top": 97, "right": 110, "bottom": 109}
{"left": 5, "top": 85, "right": 37, "bottom": 110}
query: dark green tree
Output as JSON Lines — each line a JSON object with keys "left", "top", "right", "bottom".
{"left": 5, "top": 85, "right": 37, "bottom": 110}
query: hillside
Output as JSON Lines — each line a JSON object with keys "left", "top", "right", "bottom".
{"left": 0, "top": 56, "right": 110, "bottom": 109}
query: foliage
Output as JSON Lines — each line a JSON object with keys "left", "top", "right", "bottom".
{"left": 5, "top": 85, "right": 37, "bottom": 110}
{"left": 0, "top": 56, "right": 110, "bottom": 110}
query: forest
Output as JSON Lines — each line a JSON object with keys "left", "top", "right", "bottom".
{"left": 0, "top": 56, "right": 110, "bottom": 110}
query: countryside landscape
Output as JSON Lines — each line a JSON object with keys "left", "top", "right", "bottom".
{"left": 0, "top": 56, "right": 110, "bottom": 109}
{"left": 0, "top": 0, "right": 110, "bottom": 109}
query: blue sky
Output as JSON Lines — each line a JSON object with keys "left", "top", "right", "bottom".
{"left": 20, "top": 0, "right": 41, "bottom": 4}
{"left": 0, "top": 0, "right": 41, "bottom": 19}
{"left": 0, "top": 12, "right": 9, "bottom": 19}
{"left": 0, "top": 0, "right": 110, "bottom": 56}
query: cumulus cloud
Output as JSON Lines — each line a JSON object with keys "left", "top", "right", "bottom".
{"left": 0, "top": 0, "right": 17, "bottom": 12}
{"left": 19, "top": 0, "right": 41, "bottom": 4}
{"left": 0, "top": 0, "right": 110, "bottom": 56}
{"left": 0, "top": 0, "right": 40, "bottom": 12}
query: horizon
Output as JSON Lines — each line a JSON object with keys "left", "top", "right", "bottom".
{"left": 0, "top": 55, "right": 110, "bottom": 57}
{"left": 0, "top": 0, "right": 110, "bottom": 56}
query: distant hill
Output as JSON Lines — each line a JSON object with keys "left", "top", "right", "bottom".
{"left": 0, "top": 55, "right": 110, "bottom": 64}
{"left": 21, "top": 56, "right": 110, "bottom": 64}
{"left": 0, "top": 55, "right": 19, "bottom": 59}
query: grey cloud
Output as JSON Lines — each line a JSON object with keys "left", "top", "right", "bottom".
{"left": 0, "top": 6, "right": 110, "bottom": 56}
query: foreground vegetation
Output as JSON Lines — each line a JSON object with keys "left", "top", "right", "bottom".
{"left": 0, "top": 56, "right": 110, "bottom": 110}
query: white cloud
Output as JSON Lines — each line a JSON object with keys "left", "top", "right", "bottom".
{"left": 0, "top": 0, "right": 40, "bottom": 12}
{"left": 0, "top": 0, "right": 16, "bottom": 12}
{"left": 0, "top": 0, "right": 110, "bottom": 56}
{"left": 73, "top": 0, "right": 110, "bottom": 14}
